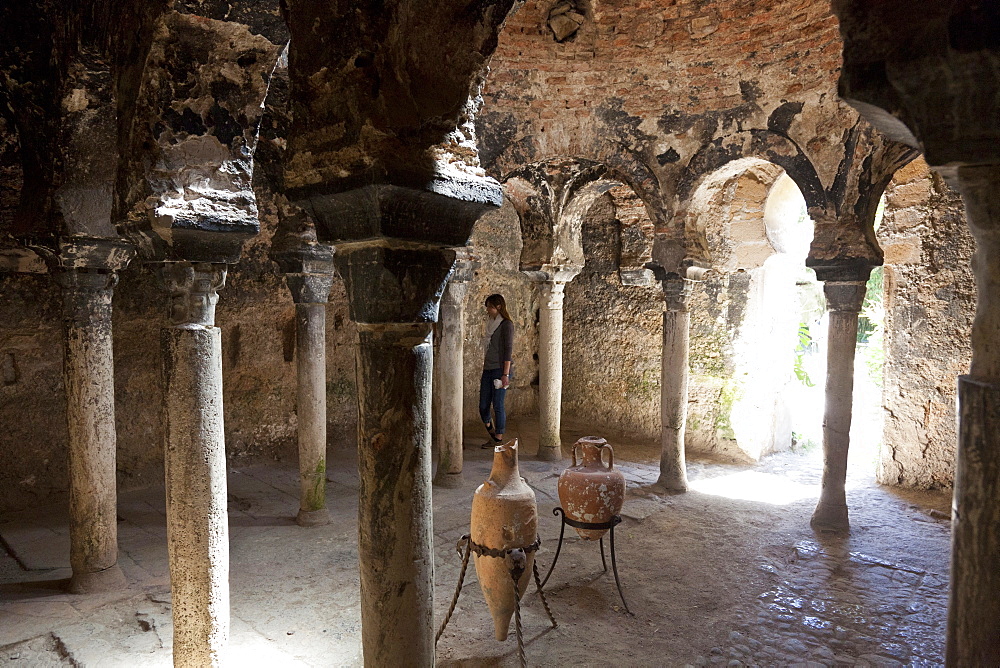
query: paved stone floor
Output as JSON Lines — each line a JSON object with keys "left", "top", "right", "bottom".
{"left": 0, "top": 418, "right": 951, "bottom": 666}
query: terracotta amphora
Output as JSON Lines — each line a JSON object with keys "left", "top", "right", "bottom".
{"left": 557, "top": 436, "right": 626, "bottom": 540}
{"left": 470, "top": 439, "right": 537, "bottom": 641}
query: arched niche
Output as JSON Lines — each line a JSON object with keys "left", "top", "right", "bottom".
{"left": 560, "top": 177, "right": 662, "bottom": 439}
{"left": 503, "top": 158, "right": 655, "bottom": 281}
{"left": 498, "top": 158, "right": 661, "bottom": 439}
{"left": 684, "top": 159, "right": 815, "bottom": 462}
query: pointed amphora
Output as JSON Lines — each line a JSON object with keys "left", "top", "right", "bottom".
{"left": 557, "top": 436, "right": 626, "bottom": 540}
{"left": 470, "top": 439, "right": 537, "bottom": 641}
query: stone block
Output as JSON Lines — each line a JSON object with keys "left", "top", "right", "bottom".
{"left": 883, "top": 236, "right": 922, "bottom": 266}
{"left": 549, "top": 14, "right": 581, "bottom": 41}
{"left": 887, "top": 180, "right": 934, "bottom": 209}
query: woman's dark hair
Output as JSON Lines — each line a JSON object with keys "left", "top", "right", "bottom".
{"left": 485, "top": 293, "right": 512, "bottom": 321}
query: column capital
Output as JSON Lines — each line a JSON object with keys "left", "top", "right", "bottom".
{"left": 531, "top": 278, "right": 569, "bottom": 309}
{"left": 285, "top": 273, "right": 334, "bottom": 305}
{"left": 157, "top": 262, "right": 227, "bottom": 327}
{"left": 823, "top": 280, "right": 867, "bottom": 313}
{"left": 334, "top": 241, "right": 456, "bottom": 324}
{"left": 662, "top": 278, "right": 695, "bottom": 313}
{"left": 523, "top": 263, "right": 583, "bottom": 285}
{"left": 953, "top": 165, "right": 1000, "bottom": 235}
{"left": 53, "top": 268, "right": 119, "bottom": 292}
{"left": 271, "top": 238, "right": 336, "bottom": 276}
{"left": 42, "top": 238, "right": 133, "bottom": 324}
{"left": 54, "top": 269, "right": 117, "bottom": 325}
{"left": 272, "top": 235, "right": 336, "bottom": 305}
{"left": 809, "top": 261, "right": 874, "bottom": 284}
{"left": 441, "top": 248, "right": 479, "bottom": 307}
{"left": 449, "top": 247, "right": 481, "bottom": 284}
{"left": 40, "top": 237, "right": 135, "bottom": 274}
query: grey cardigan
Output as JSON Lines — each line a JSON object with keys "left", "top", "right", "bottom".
{"left": 483, "top": 319, "right": 514, "bottom": 372}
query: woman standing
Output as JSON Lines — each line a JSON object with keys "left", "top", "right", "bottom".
{"left": 480, "top": 294, "right": 514, "bottom": 446}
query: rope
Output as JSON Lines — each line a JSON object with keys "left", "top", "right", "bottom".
{"left": 435, "top": 535, "right": 473, "bottom": 644}
{"left": 509, "top": 549, "right": 527, "bottom": 668}
{"left": 436, "top": 532, "right": 557, "bottom": 665}
{"left": 532, "top": 558, "right": 557, "bottom": 628}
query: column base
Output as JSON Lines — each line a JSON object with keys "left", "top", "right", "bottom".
{"left": 68, "top": 563, "right": 127, "bottom": 594}
{"left": 433, "top": 471, "right": 464, "bottom": 488}
{"left": 654, "top": 475, "right": 688, "bottom": 494}
{"left": 296, "top": 508, "right": 332, "bottom": 527}
{"left": 536, "top": 445, "right": 563, "bottom": 462}
{"left": 810, "top": 502, "right": 849, "bottom": 533}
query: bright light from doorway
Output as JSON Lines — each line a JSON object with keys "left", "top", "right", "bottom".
{"left": 690, "top": 470, "right": 819, "bottom": 506}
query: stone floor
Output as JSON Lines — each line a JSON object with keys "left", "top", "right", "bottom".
{"left": 0, "top": 418, "right": 952, "bottom": 666}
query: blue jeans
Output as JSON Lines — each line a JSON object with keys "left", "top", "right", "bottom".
{"left": 479, "top": 368, "right": 507, "bottom": 434}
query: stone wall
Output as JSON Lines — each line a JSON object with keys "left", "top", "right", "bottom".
{"left": 562, "top": 194, "right": 662, "bottom": 441}
{"left": 877, "top": 158, "right": 975, "bottom": 489}
{"left": 0, "top": 274, "right": 67, "bottom": 509}
{"left": 460, "top": 201, "right": 539, "bottom": 431}
{"left": 0, "top": 201, "right": 360, "bottom": 513}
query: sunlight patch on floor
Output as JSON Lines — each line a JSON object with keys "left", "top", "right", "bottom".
{"left": 690, "top": 470, "right": 819, "bottom": 505}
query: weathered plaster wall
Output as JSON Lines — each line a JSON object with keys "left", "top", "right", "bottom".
{"left": 460, "top": 201, "right": 539, "bottom": 431}
{"left": 877, "top": 158, "right": 974, "bottom": 489}
{"left": 562, "top": 194, "right": 662, "bottom": 440}
{"left": 0, "top": 274, "right": 67, "bottom": 509}
{"left": 0, "top": 201, "right": 359, "bottom": 513}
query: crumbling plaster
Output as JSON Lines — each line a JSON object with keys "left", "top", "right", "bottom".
{"left": 477, "top": 0, "right": 915, "bottom": 274}
{"left": 878, "top": 158, "right": 975, "bottom": 489}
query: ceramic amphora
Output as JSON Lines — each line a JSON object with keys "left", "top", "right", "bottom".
{"left": 557, "top": 436, "right": 626, "bottom": 540}
{"left": 470, "top": 439, "right": 537, "bottom": 641}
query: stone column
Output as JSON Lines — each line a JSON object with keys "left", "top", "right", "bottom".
{"left": 159, "top": 262, "right": 230, "bottom": 668}
{"left": 433, "top": 256, "right": 476, "bottom": 488}
{"left": 332, "top": 241, "right": 458, "bottom": 667}
{"left": 529, "top": 266, "right": 581, "bottom": 461}
{"left": 55, "top": 265, "right": 129, "bottom": 594}
{"left": 657, "top": 278, "right": 693, "bottom": 492}
{"left": 356, "top": 321, "right": 436, "bottom": 664}
{"left": 286, "top": 268, "right": 334, "bottom": 526}
{"left": 284, "top": 177, "right": 499, "bottom": 665}
{"left": 810, "top": 279, "right": 867, "bottom": 532}
{"left": 948, "top": 165, "right": 1000, "bottom": 665}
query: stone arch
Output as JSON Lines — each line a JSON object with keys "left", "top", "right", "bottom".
{"left": 682, "top": 157, "right": 815, "bottom": 462}
{"left": 503, "top": 158, "right": 616, "bottom": 273}
{"left": 678, "top": 132, "right": 825, "bottom": 214}
{"left": 503, "top": 157, "right": 656, "bottom": 283}
{"left": 489, "top": 139, "right": 668, "bottom": 225}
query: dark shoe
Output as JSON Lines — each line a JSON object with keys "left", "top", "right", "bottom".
{"left": 481, "top": 430, "right": 502, "bottom": 448}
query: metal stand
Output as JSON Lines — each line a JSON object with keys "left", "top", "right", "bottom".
{"left": 540, "top": 507, "right": 632, "bottom": 614}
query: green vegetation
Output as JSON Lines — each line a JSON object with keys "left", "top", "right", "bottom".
{"left": 715, "top": 379, "right": 741, "bottom": 440}
{"left": 793, "top": 323, "right": 815, "bottom": 387}
{"left": 858, "top": 267, "right": 885, "bottom": 387}
{"left": 791, "top": 430, "right": 820, "bottom": 454}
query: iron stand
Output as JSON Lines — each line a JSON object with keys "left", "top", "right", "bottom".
{"left": 540, "top": 506, "right": 632, "bottom": 614}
